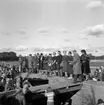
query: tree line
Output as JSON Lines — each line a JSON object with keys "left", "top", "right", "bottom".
{"left": 0, "top": 52, "right": 18, "bottom": 61}
{"left": 88, "top": 53, "right": 104, "bottom": 60}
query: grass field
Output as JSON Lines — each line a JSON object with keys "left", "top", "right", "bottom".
{"left": 90, "top": 60, "right": 104, "bottom": 67}
{"left": 0, "top": 61, "right": 19, "bottom": 66}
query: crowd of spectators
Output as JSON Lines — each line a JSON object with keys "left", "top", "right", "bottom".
{"left": 90, "top": 66, "right": 104, "bottom": 81}
{"left": 18, "top": 49, "right": 91, "bottom": 83}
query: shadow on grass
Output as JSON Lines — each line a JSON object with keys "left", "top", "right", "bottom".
{"left": 81, "top": 85, "right": 97, "bottom": 105}
{"left": 81, "top": 85, "right": 104, "bottom": 105}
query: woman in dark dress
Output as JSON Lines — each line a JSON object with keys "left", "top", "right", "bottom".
{"left": 80, "top": 49, "right": 90, "bottom": 80}
{"left": 67, "top": 51, "right": 73, "bottom": 78}
{"left": 62, "top": 51, "right": 69, "bottom": 77}
{"left": 44, "top": 54, "right": 49, "bottom": 70}
{"left": 39, "top": 53, "right": 44, "bottom": 70}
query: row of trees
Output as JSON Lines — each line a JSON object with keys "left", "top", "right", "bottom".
{"left": 0, "top": 52, "right": 18, "bottom": 61}
{"left": 88, "top": 53, "right": 104, "bottom": 60}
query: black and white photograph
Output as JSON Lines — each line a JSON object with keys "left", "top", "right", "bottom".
{"left": 0, "top": 0, "right": 104, "bottom": 105}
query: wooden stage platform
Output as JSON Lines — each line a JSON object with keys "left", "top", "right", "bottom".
{"left": 0, "top": 73, "right": 82, "bottom": 99}
{"left": 21, "top": 73, "right": 83, "bottom": 94}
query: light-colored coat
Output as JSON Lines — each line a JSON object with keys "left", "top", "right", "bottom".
{"left": 72, "top": 53, "right": 82, "bottom": 75}
{"left": 28, "top": 56, "right": 33, "bottom": 69}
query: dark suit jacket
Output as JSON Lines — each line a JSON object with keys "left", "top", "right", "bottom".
{"left": 39, "top": 56, "right": 44, "bottom": 63}
{"left": 56, "top": 54, "right": 62, "bottom": 64}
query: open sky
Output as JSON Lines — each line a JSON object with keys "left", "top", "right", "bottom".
{"left": 0, "top": 0, "right": 104, "bottom": 55}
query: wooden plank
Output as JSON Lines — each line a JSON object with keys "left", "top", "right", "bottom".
{"left": 58, "top": 84, "right": 82, "bottom": 94}
{"left": 30, "top": 81, "right": 82, "bottom": 93}
{"left": 0, "top": 90, "right": 16, "bottom": 98}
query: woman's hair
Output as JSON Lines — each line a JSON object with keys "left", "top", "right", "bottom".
{"left": 68, "top": 51, "right": 72, "bottom": 54}
{"left": 81, "top": 49, "right": 86, "bottom": 55}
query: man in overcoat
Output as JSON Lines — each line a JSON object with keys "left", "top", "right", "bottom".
{"left": 71, "top": 50, "right": 82, "bottom": 83}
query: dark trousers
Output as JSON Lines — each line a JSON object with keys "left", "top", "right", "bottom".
{"left": 52, "top": 63, "right": 57, "bottom": 70}
{"left": 28, "top": 68, "right": 33, "bottom": 73}
{"left": 39, "top": 62, "right": 44, "bottom": 70}
{"left": 57, "top": 63, "right": 61, "bottom": 70}
{"left": 73, "top": 74, "right": 82, "bottom": 83}
{"left": 22, "top": 68, "right": 26, "bottom": 72}
{"left": 33, "top": 68, "right": 37, "bottom": 73}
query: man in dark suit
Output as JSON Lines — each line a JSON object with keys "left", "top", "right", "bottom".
{"left": 52, "top": 52, "right": 57, "bottom": 70}
{"left": 39, "top": 53, "right": 44, "bottom": 70}
{"left": 56, "top": 51, "right": 62, "bottom": 76}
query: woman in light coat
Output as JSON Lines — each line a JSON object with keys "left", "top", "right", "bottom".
{"left": 70, "top": 50, "right": 82, "bottom": 83}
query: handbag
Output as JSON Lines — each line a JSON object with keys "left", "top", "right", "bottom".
{"left": 60, "top": 61, "right": 63, "bottom": 67}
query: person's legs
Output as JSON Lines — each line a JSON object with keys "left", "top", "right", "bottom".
{"left": 79, "top": 74, "right": 83, "bottom": 82}
{"left": 59, "top": 70, "right": 63, "bottom": 77}
{"left": 42, "top": 63, "right": 44, "bottom": 70}
{"left": 73, "top": 75, "right": 77, "bottom": 83}
{"left": 56, "top": 70, "right": 58, "bottom": 76}
{"left": 29, "top": 68, "right": 32, "bottom": 74}
{"left": 85, "top": 74, "right": 89, "bottom": 81}
{"left": 65, "top": 72, "right": 68, "bottom": 77}
{"left": 58, "top": 70, "right": 60, "bottom": 76}
{"left": 23, "top": 68, "right": 26, "bottom": 73}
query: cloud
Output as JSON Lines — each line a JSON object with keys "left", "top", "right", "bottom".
{"left": 0, "top": 46, "right": 28, "bottom": 53}
{"left": 86, "top": 0, "right": 103, "bottom": 9}
{"left": 44, "top": 48, "right": 57, "bottom": 52}
{"left": 32, "top": 47, "right": 44, "bottom": 52}
{"left": 1, "top": 28, "right": 27, "bottom": 36}
{"left": 32, "top": 47, "right": 57, "bottom": 52}
{"left": 38, "top": 28, "right": 50, "bottom": 34}
{"left": 64, "top": 39, "right": 71, "bottom": 42}
{"left": 61, "top": 29, "right": 69, "bottom": 33}
{"left": 79, "top": 37, "right": 88, "bottom": 40}
{"left": 83, "top": 24, "right": 104, "bottom": 37}
{"left": 20, "top": 36, "right": 30, "bottom": 40}
{"left": 57, "top": 29, "right": 69, "bottom": 34}
{"left": 62, "top": 46, "right": 73, "bottom": 50}
{"left": 78, "top": 35, "right": 88, "bottom": 40}
{"left": 60, "top": 43, "right": 82, "bottom": 51}
{"left": 1, "top": 32, "right": 12, "bottom": 36}
{"left": 86, "top": 45, "right": 104, "bottom": 54}
{"left": 0, "top": 48, "right": 13, "bottom": 52}
{"left": 17, "top": 29, "right": 27, "bottom": 35}
{"left": 14, "top": 46, "right": 28, "bottom": 52}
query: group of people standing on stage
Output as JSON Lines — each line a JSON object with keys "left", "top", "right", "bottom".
{"left": 19, "top": 49, "right": 90, "bottom": 83}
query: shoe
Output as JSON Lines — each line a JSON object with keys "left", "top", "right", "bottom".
{"left": 67, "top": 77, "right": 72, "bottom": 79}
{"left": 73, "top": 81, "right": 77, "bottom": 84}
{"left": 93, "top": 78, "right": 97, "bottom": 81}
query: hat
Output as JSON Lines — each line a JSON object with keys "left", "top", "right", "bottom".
{"left": 97, "top": 99, "right": 104, "bottom": 104}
